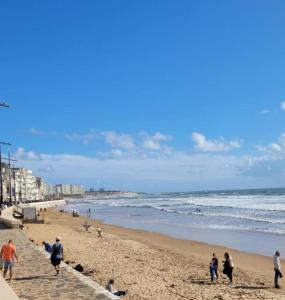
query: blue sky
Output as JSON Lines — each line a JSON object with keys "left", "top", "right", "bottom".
{"left": 1, "top": 1, "right": 285, "bottom": 192}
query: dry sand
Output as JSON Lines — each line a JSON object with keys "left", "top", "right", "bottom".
{"left": 24, "top": 210, "right": 285, "bottom": 300}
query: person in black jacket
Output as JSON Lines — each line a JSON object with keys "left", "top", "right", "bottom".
{"left": 223, "top": 252, "right": 234, "bottom": 284}
{"left": 50, "top": 236, "right": 63, "bottom": 277}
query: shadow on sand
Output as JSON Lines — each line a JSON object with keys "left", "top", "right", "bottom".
{"left": 190, "top": 279, "right": 272, "bottom": 290}
{"left": 15, "top": 275, "right": 57, "bottom": 281}
{"left": 234, "top": 285, "right": 272, "bottom": 290}
{"left": 190, "top": 279, "right": 224, "bottom": 285}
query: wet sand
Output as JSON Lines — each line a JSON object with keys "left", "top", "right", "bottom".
{"left": 24, "top": 210, "right": 285, "bottom": 300}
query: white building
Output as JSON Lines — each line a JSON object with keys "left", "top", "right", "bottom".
{"left": 12, "top": 168, "right": 45, "bottom": 202}
{"left": 43, "top": 183, "right": 54, "bottom": 199}
{"left": 70, "top": 184, "right": 85, "bottom": 195}
{"left": 62, "top": 184, "right": 71, "bottom": 195}
{"left": 1, "top": 163, "right": 85, "bottom": 203}
{"left": 53, "top": 184, "right": 85, "bottom": 197}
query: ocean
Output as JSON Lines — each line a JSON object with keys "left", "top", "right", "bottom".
{"left": 64, "top": 188, "right": 285, "bottom": 257}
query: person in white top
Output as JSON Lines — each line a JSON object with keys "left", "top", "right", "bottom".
{"left": 97, "top": 227, "right": 102, "bottom": 237}
{"left": 273, "top": 251, "right": 282, "bottom": 288}
{"left": 106, "top": 279, "right": 127, "bottom": 296}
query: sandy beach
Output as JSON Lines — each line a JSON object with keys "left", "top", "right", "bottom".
{"left": 24, "top": 210, "right": 285, "bottom": 300}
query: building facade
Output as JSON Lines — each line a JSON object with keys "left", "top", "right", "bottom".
{"left": 12, "top": 168, "right": 45, "bottom": 202}
{"left": 0, "top": 163, "right": 85, "bottom": 203}
{"left": 0, "top": 165, "right": 45, "bottom": 203}
{"left": 53, "top": 184, "right": 85, "bottom": 197}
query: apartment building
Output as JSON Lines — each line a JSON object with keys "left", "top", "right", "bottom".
{"left": 0, "top": 165, "right": 45, "bottom": 203}
{"left": 13, "top": 168, "right": 44, "bottom": 202}
{"left": 53, "top": 184, "right": 85, "bottom": 197}
{"left": 0, "top": 163, "right": 85, "bottom": 203}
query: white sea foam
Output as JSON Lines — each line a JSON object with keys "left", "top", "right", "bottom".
{"left": 66, "top": 189, "right": 285, "bottom": 235}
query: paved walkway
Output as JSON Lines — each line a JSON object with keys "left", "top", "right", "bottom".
{"left": 0, "top": 228, "right": 119, "bottom": 300}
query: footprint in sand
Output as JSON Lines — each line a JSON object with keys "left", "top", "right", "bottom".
{"left": 213, "top": 295, "right": 223, "bottom": 300}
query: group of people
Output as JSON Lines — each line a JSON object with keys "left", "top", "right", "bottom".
{"left": 1, "top": 234, "right": 282, "bottom": 295}
{"left": 209, "top": 252, "right": 233, "bottom": 284}
{"left": 209, "top": 251, "right": 283, "bottom": 288}
{"left": 72, "top": 211, "right": 79, "bottom": 217}
{"left": 42, "top": 237, "right": 126, "bottom": 296}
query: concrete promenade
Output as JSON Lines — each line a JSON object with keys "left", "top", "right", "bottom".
{"left": 0, "top": 227, "right": 119, "bottom": 300}
{"left": 0, "top": 206, "right": 22, "bottom": 228}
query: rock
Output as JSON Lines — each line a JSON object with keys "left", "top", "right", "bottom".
{"left": 74, "top": 264, "right": 84, "bottom": 272}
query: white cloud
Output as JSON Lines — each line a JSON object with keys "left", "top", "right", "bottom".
{"left": 270, "top": 143, "right": 283, "bottom": 152}
{"left": 14, "top": 145, "right": 285, "bottom": 192}
{"left": 111, "top": 149, "right": 124, "bottom": 157}
{"left": 256, "top": 133, "right": 285, "bottom": 155}
{"left": 16, "top": 147, "right": 42, "bottom": 160}
{"left": 152, "top": 132, "right": 171, "bottom": 141}
{"left": 64, "top": 129, "right": 172, "bottom": 156}
{"left": 260, "top": 110, "right": 270, "bottom": 114}
{"left": 140, "top": 131, "right": 172, "bottom": 151}
{"left": 143, "top": 139, "right": 162, "bottom": 150}
{"left": 281, "top": 101, "right": 285, "bottom": 111}
{"left": 14, "top": 128, "right": 285, "bottom": 192}
{"left": 29, "top": 128, "right": 45, "bottom": 136}
{"left": 101, "top": 131, "right": 135, "bottom": 149}
{"left": 12, "top": 147, "right": 247, "bottom": 191}
{"left": 65, "top": 129, "right": 97, "bottom": 145}
{"left": 39, "top": 165, "right": 55, "bottom": 172}
{"left": 28, "top": 128, "right": 57, "bottom": 136}
{"left": 192, "top": 132, "right": 242, "bottom": 152}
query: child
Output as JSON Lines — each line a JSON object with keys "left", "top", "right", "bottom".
{"left": 97, "top": 227, "right": 102, "bottom": 237}
{"left": 210, "top": 260, "right": 217, "bottom": 282}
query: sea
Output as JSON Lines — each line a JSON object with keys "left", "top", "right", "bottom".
{"left": 64, "top": 188, "right": 285, "bottom": 257}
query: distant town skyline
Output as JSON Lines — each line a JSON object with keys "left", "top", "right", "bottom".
{"left": 1, "top": 1, "right": 285, "bottom": 192}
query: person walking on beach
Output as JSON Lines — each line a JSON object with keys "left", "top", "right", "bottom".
{"left": 50, "top": 236, "right": 63, "bottom": 277}
{"left": 210, "top": 253, "right": 219, "bottom": 282}
{"left": 97, "top": 227, "right": 102, "bottom": 237}
{"left": 0, "top": 239, "right": 19, "bottom": 281}
{"left": 222, "top": 252, "right": 234, "bottom": 284}
{"left": 273, "top": 251, "right": 282, "bottom": 288}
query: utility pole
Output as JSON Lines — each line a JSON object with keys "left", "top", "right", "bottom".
{"left": 8, "top": 152, "right": 12, "bottom": 205}
{"left": 0, "top": 144, "right": 2, "bottom": 207}
{"left": 0, "top": 141, "right": 12, "bottom": 206}
{"left": 2, "top": 156, "right": 17, "bottom": 205}
{"left": 0, "top": 102, "right": 10, "bottom": 207}
{"left": 13, "top": 162, "right": 17, "bottom": 204}
{"left": 19, "top": 173, "right": 22, "bottom": 203}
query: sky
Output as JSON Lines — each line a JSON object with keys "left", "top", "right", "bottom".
{"left": 1, "top": 0, "right": 285, "bottom": 192}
